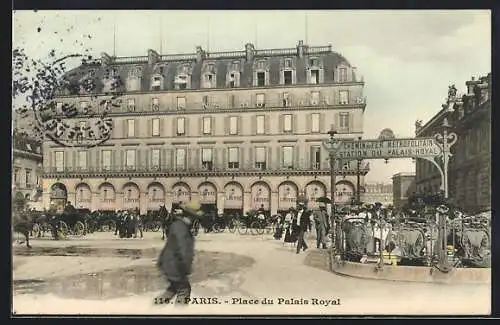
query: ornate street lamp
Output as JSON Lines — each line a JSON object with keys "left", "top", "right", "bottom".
{"left": 356, "top": 136, "right": 362, "bottom": 205}
{"left": 433, "top": 116, "right": 457, "bottom": 271}
{"left": 326, "top": 126, "right": 340, "bottom": 253}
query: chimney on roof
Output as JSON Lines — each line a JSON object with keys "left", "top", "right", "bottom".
{"left": 148, "top": 49, "right": 159, "bottom": 65}
{"left": 245, "top": 43, "right": 255, "bottom": 62}
{"left": 196, "top": 46, "right": 205, "bottom": 63}
{"left": 297, "top": 40, "right": 305, "bottom": 58}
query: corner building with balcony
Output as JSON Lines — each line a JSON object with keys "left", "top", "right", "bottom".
{"left": 42, "top": 40, "right": 369, "bottom": 215}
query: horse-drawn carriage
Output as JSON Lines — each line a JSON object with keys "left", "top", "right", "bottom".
{"left": 46, "top": 209, "right": 88, "bottom": 237}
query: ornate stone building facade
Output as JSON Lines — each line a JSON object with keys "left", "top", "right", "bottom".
{"left": 12, "top": 131, "right": 43, "bottom": 209}
{"left": 42, "top": 41, "right": 369, "bottom": 215}
{"left": 361, "top": 182, "right": 393, "bottom": 207}
{"left": 414, "top": 74, "right": 491, "bottom": 213}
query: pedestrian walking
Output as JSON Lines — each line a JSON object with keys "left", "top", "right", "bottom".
{"left": 283, "top": 207, "right": 296, "bottom": 244}
{"left": 313, "top": 203, "right": 330, "bottom": 249}
{"left": 295, "top": 201, "right": 311, "bottom": 254}
{"left": 156, "top": 200, "right": 202, "bottom": 305}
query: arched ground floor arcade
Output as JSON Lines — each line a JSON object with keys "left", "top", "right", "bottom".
{"left": 42, "top": 174, "right": 365, "bottom": 215}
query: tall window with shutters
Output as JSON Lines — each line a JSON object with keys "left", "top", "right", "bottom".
{"left": 176, "top": 117, "right": 185, "bottom": 136}
{"left": 177, "top": 97, "right": 186, "bottom": 110}
{"left": 339, "top": 113, "right": 350, "bottom": 133}
{"left": 78, "top": 151, "right": 88, "bottom": 170}
{"left": 55, "top": 151, "right": 64, "bottom": 172}
{"left": 152, "top": 98, "right": 159, "bottom": 111}
{"left": 150, "top": 148, "right": 160, "bottom": 169}
{"left": 282, "top": 93, "right": 290, "bottom": 107}
{"left": 102, "top": 150, "right": 111, "bottom": 171}
{"left": 229, "top": 116, "right": 238, "bottom": 135}
{"left": 228, "top": 147, "right": 239, "bottom": 169}
{"left": 201, "top": 148, "right": 213, "bottom": 170}
{"left": 152, "top": 118, "right": 160, "bottom": 137}
{"left": 125, "top": 150, "right": 136, "bottom": 170}
{"left": 255, "top": 147, "right": 266, "bottom": 170}
{"left": 175, "top": 148, "right": 186, "bottom": 170}
{"left": 283, "top": 114, "right": 293, "bottom": 133}
{"left": 256, "top": 93, "right": 265, "bottom": 107}
{"left": 127, "top": 119, "right": 135, "bottom": 137}
{"left": 256, "top": 115, "right": 265, "bottom": 135}
{"left": 203, "top": 117, "right": 211, "bottom": 135}
{"left": 127, "top": 99, "right": 135, "bottom": 111}
{"left": 282, "top": 146, "right": 294, "bottom": 169}
{"left": 311, "top": 113, "right": 320, "bottom": 133}
{"left": 339, "top": 67, "right": 348, "bottom": 82}
{"left": 339, "top": 90, "right": 349, "bottom": 104}
{"left": 311, "top": 91, "right": 320, "bottom": 105}
{"left": 310, "top": 146, "right": 321, "bottom": 169}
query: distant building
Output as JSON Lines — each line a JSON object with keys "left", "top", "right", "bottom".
{"left": 414, "top": 73, "right": 491, "bottom": 213}
{"left": 361, "top": 183, "right": 393, "bottom": 206}
{"left": 392, "top": 172, "right": 416, "bottom": 209}
{"left": 12, "top": 130, "right": 43, "bottom": 210}
{"left": 41, "top": 41, "right": 370, "bottom": 215}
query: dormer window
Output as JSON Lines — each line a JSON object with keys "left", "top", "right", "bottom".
{"left": 151, "top": 74, "right": 164, "bottom": 91}
{"left": 253, "top": 59, "right": 269, "bottom": 87}
{"left": 175, "top": 64, "right": 192, "bottom": 90}
{"left": 126, "top": 66, "right": 142, "bottom": 92}
{"left": 281, "top": 58, "right": 296, "bottom": 85}
{"left": 310, "top": 58, "right": 319, "bottom": 67}
{"left": 226, "top": 61, "right": 241, "bottom": 88}
{"left": 203, "top": 62, "right": 217, "bottom": 89}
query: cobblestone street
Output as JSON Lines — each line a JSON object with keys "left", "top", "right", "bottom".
{"left": 12, "top": 231, "right": 490, "bottom": 315}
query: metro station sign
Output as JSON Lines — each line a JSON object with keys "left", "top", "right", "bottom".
{"left": 323, "top": 137, "right": 443, "bottom": 160}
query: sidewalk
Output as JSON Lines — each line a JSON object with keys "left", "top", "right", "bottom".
{"left": 13, "top": 232, "right": 491, "bottom": 315}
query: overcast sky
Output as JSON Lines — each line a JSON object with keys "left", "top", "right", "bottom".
{"left": 12, "top": 10, "right": 491, "bottom": 184}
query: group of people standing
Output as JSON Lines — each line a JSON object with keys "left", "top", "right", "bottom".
{"left": 114, "top": 208, "right": 143, "bottom": 238}
{"left": 273, "top": 201, "right": 331, "bottom": 254}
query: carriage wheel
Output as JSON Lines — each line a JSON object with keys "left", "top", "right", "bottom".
{"left": 58, "top": 221, "right": 69, "bottom": 237}
{"left": 73, "top": 221, "right": 86, "bottom": 236}
{"left": 228, "top": 221, "right": 237, "bottom": 233}
{"left": 31, "top": 223, "right": 40, "bottom": 238}
{"left": 237, "top": 224, "right": 248, "bottom": 235}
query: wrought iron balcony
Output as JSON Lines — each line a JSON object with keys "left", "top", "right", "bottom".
{"left": 43, "top": 161, "right": 370, "bottom": 178}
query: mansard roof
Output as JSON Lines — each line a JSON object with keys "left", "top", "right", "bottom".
{"left": 57, "top": 40, "right": 356, "bottom": 95}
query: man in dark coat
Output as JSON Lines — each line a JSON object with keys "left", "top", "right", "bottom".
{"left": 156, "top": 200, "right": 200, "bottom": 305}
{"left": 313, "top": 203, "right": 330, "bottom": 249}
{"left": 295, "top": 201, "right": 311, "bottom": 254}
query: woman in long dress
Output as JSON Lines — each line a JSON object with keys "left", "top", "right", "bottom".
{"left": 284, "top": 207, "right": 296, "bottom": 243}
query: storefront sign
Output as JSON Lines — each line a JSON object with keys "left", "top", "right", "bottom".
{"left": 325, "top": 137, "right": 442, "bottom": 160}
{"left": 251, "top": 184, "right": 270, "bottom": 210}
{"left": 224, "top": 184, "right": 243, "bottom": 208}
{"left": 306, "top": 183, "right": 326, "bottom": 209}
{"left": 172, "top": 184, "right": 191, "bottom": 203}
{"left": 278, "top": 184, "right": 297, "bottom": 210}
{"left": 199, "top": 184, "right": 217, "bottom": 204}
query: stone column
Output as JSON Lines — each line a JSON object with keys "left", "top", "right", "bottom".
{"left": 139, "top": 191, "right": 148, "bottom": 215}
{"left": 67, "top": 192, "right": 76, "bottom": 207}
{"left": 270, "top": 191, "right": 279, "bottom": 215}
{"left": 42, "top": 191, "right": 51, "bottom": 210}
{"left": 165, "top": 192, "right": 173, "bottom": 211}
{"left": 91, "top": 193, "right": 100, "bottom": 211}
{"left": 115, "top": 192, "right": 124, "bottom": 211}
{"left": 217, "top": 192, "right": 225, "bottom": 214}
{"left": 243, "top": 191, "right": 252, "bottom": 214}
